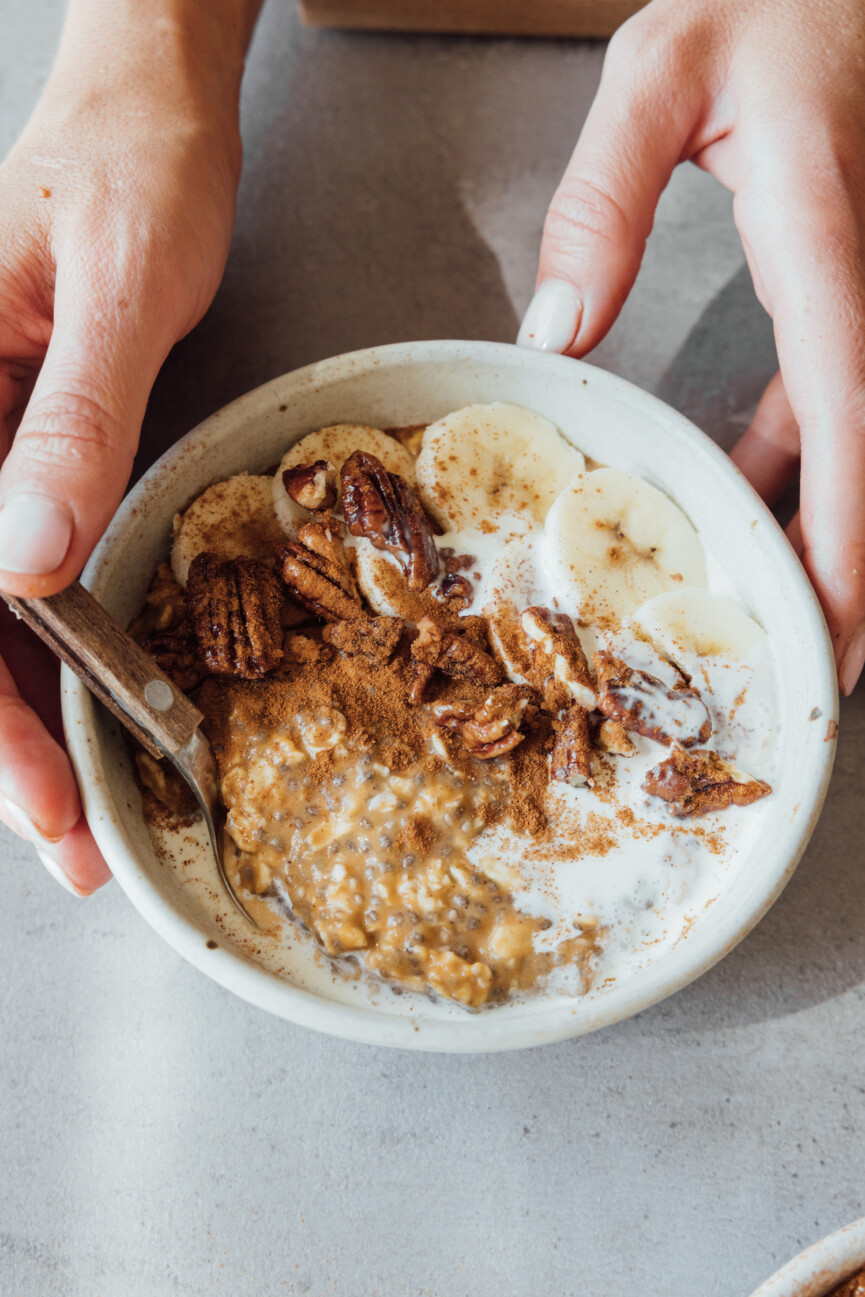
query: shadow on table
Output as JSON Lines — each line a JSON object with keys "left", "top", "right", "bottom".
{"left": 135, "top": 20, "right": 521, "bottom": 478}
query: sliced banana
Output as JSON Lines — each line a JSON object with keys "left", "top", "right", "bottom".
{"left": 272, "top": 423, "right": 416, "bottom": 537}
{"left": 415, "top": 402, "right": 585, "bottom": 533}
{"left": 355, "top": 542, "right": 436, "bottom": 621}
{"left": 542, "top": 468, "right": 707, "bottom": 626}
{"left": 171, "top": 474, "right": 285, "bottom": 587}
{"left": 632, "top": 588, "right": 766, "bottom": 660}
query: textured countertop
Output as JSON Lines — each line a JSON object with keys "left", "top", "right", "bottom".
{"left": 1, "top": 5, "right": 863, "bottom": 1295}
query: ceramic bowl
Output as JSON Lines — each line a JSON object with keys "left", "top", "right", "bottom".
{"left": 62, "top": 340, "right": 838, "bottom": 1052}
{"left": 750, "top": 1219, "right": 865, "bottom": 1297}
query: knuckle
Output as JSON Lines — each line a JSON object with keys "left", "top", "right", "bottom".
{"left": 544, "top": 176, "right": 633, "bottom": 254}
{"left": 16, "top": 389, "right": 131, "bottom": 472}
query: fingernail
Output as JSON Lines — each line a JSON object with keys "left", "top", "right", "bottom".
{"left": 840, "top": 624, "right": 865, "bottom": 696}
{"left": 0, "top": 492, "right": 73, "bottom": 574}
{"left": 517, "top": 280, "right": 582, "bottom": 353}
{"left": 36, "top": 848, "right": 88, "bottom": 897}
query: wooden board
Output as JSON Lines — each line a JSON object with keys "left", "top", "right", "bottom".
{"left": 299, "top": 0, "right": 649, "bottom": 38}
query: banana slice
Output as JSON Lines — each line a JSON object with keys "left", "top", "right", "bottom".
{"left": 273, "top": 423, "right": 416, "bottom": 537}
{"left": 355, "top": 542, "right": 436, "bottom": 621}
{"left": 542, "top": 468, "right": 707, "bottom": 626}
{"left": 415, "top": 403, "right": 585, "bottom": 533}
{"left": 632, "top": 588, "right": 766, "bottom": 660}
{"left": 171, "top": 474, "right": 285, "bottom": 587}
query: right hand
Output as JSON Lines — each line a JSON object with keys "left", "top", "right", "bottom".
{"left": 0, "top": 6, "right": 247, "bottom": 894}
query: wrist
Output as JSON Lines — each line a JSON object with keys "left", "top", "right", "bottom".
{"left": 51, "top": 0, "right": 262, "bottom": 133}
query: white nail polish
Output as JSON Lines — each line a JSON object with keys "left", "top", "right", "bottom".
{"left": 0, "top": 492, "right": 73, "bottom": 574}
{"left": 37, "top": 848, "right": 86, "bottom": 897}
{"left": 840, "top": 625, "right": 865, "bottom": 697}
{"left": 517, "top": 280, "right": 582, "bottom": 353}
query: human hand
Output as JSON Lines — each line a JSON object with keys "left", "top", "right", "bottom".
{"left": 518, "top": 0, "right": 865, "bottom": 695}
{"left": 0, "top": 0, "right": 258, "bottom": 893}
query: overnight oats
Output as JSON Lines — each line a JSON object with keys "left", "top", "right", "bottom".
{"left": 131, "top": 403, "right": 777, "bottom": 1010}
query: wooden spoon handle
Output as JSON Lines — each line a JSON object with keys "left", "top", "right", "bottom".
{"left": 2, "top": 582, "right": 203, "bottom": 760}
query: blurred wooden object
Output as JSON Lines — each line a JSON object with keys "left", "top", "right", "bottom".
{"left": 299, "top": 0, "right": 648, "bottom": 38}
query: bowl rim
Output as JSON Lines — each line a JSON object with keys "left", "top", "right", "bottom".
{"left": 62, "top": 339, "right": 839, "bottom": 1052}
{"left": 749, "top": 1217, "right": 865, "bottom": 1297}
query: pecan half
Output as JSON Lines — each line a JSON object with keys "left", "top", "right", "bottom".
{"left": 323, "top": 615, "right": 404, "bottom": 664}
{"left": 439, "top": 548, "right": 476, "bottom": 574}
{"left": 550, "top": 706, "right": 592, "bottom": 786}
{"left": 411, "top": 615, "right": 503, "bottom": 685}
{"left": 593, "top": 651, "right": 711, "bottom": 747}
{"left": 341, "top": 450, "right": 439, "bottom": 591}
{"left": 142, "top": 621, "right": 203, "bottom": 693}
{"left": 520, "top": 607, "right": 596, "bottom": 713}
{"left": 279, "top": 542, "right": 365, "bottom": 622}
{"left": 430, "top": 684, "right": 533, "bottom": 760}
{"left": 187, "top": 553, "right": 284, "bottom": 678}
{"left": 283, "top": 460, "right": 338, "bottom": 511}
{"left": 643, "top": 747, "right": 771, "bottom": 818}
{"left": 297, "top": 520, "right": 357, "bottom": 598}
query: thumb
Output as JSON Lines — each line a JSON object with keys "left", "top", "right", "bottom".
{"left": 0, "top": 269, "right": 169, "bottom": 598}
{"left": 518, "top": 17, "right": 703, "bottom": 357}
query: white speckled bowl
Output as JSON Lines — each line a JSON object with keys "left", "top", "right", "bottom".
{"left": 750, "top": 1219, "right": 865, "bottom": 1297}
{"left": 62, "top": 341, "right": 838, "bottom": 1051}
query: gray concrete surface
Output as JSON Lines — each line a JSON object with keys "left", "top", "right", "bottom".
{"left": 1, "top": 5, "right": 863, "bottom": 1295}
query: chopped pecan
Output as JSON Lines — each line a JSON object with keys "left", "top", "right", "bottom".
{"left": 411, "top": 615, "right": 503, "bottom": 685}
{"left": 643, "top": 747, "right": 771, "bottom": 818}
{"left": 282, "top": 460, "right": 338, "bottom": 511}
{"left": 341, "top": 450, "right": 440, "bottom": 591}
{"left": 430, "top": 684, "right": 533, "bottom": 760}
{"left": 432, "top": 573, "right": 473, "bottom": 611}
{"left": 596, "top": 718, "right": 636, "bottom": 757}
{"left": 278, "top": 542, "right": 365, "bottom": 622}
{"left": 297, "top": 520, "right": 357, "bottom": 598}
{"left": 408, "top": 661, "right": 435, "bottom": 706}
{"left": 593, "top": 651, "right": 711, "bottom": 747}
{"left": 550, "top": 706, "right": 592, "bottom": 786}
{"left": 128, "top": 562, "right": 187, "bottom": 642}
{"left": 323, "top": 616, "right": 404, "bottom": 664}
{"left": 187, "top": 553, "right": 284, "bottom": 679}
{"left": 142, "top": 621, "right": 203, "bottom": 693}
{"left": 521, "top": 607, "right": 596, "bottom": 712}
{"left": 439, "top": 548, "right": 476, "bottom": 574}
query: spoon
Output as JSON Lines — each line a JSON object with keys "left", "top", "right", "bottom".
{"left": 1, "top": 581, "right": 258, "bottom": 928}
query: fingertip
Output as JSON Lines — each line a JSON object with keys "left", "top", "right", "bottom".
{"left": 516, "top": 280, "right": 582, "bottom": 354}
{"left": 39, "top": 815, "right": 112, "bottom": 895}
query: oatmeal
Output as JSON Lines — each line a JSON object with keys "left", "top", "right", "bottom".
{"left": 133, "top": 404, "right": 778, "bottom": 1009}
{"left": 830, "top": 1268, "right": 865, "bottom": 1297}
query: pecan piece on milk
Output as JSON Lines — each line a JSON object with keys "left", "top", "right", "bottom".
{"left": 282, "top": 460, "right": 338, "bottom": 511}
{"left": 142, "top": 622, "right": 203, "bottom": 693}
{"left": 432, "top": 573, "right": 474, "bottom": 612}
{"left": 520, "top": 607, "right": 596, "bottom": 712}
{"left": 596, "top": 718, "right": 636, "bottom": 757}
{"left": 643, "top": 747, "right": 771, "bottom": 818}
{"left": 278, "top": 539, "right": 365, "bottom": 623}
{"left": 593, "top": 651, "right": 711, "bottom": 748}
{"left": 411, "top": 615, "right": 503, "bottom": 686}
{"left": 187, "top": 552, "right": 284, "bottom": 679}
{"left": 323, "top": 615, "right": 404, "bottom": 664}
{"left": 550, "top": 706, "right": 593, "bottom": 786}
{"left": 430, "top": 684, "right": 534, "bottom": 760}
{"left": 341, "top": 450, "right": 440, "bottom": 592}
